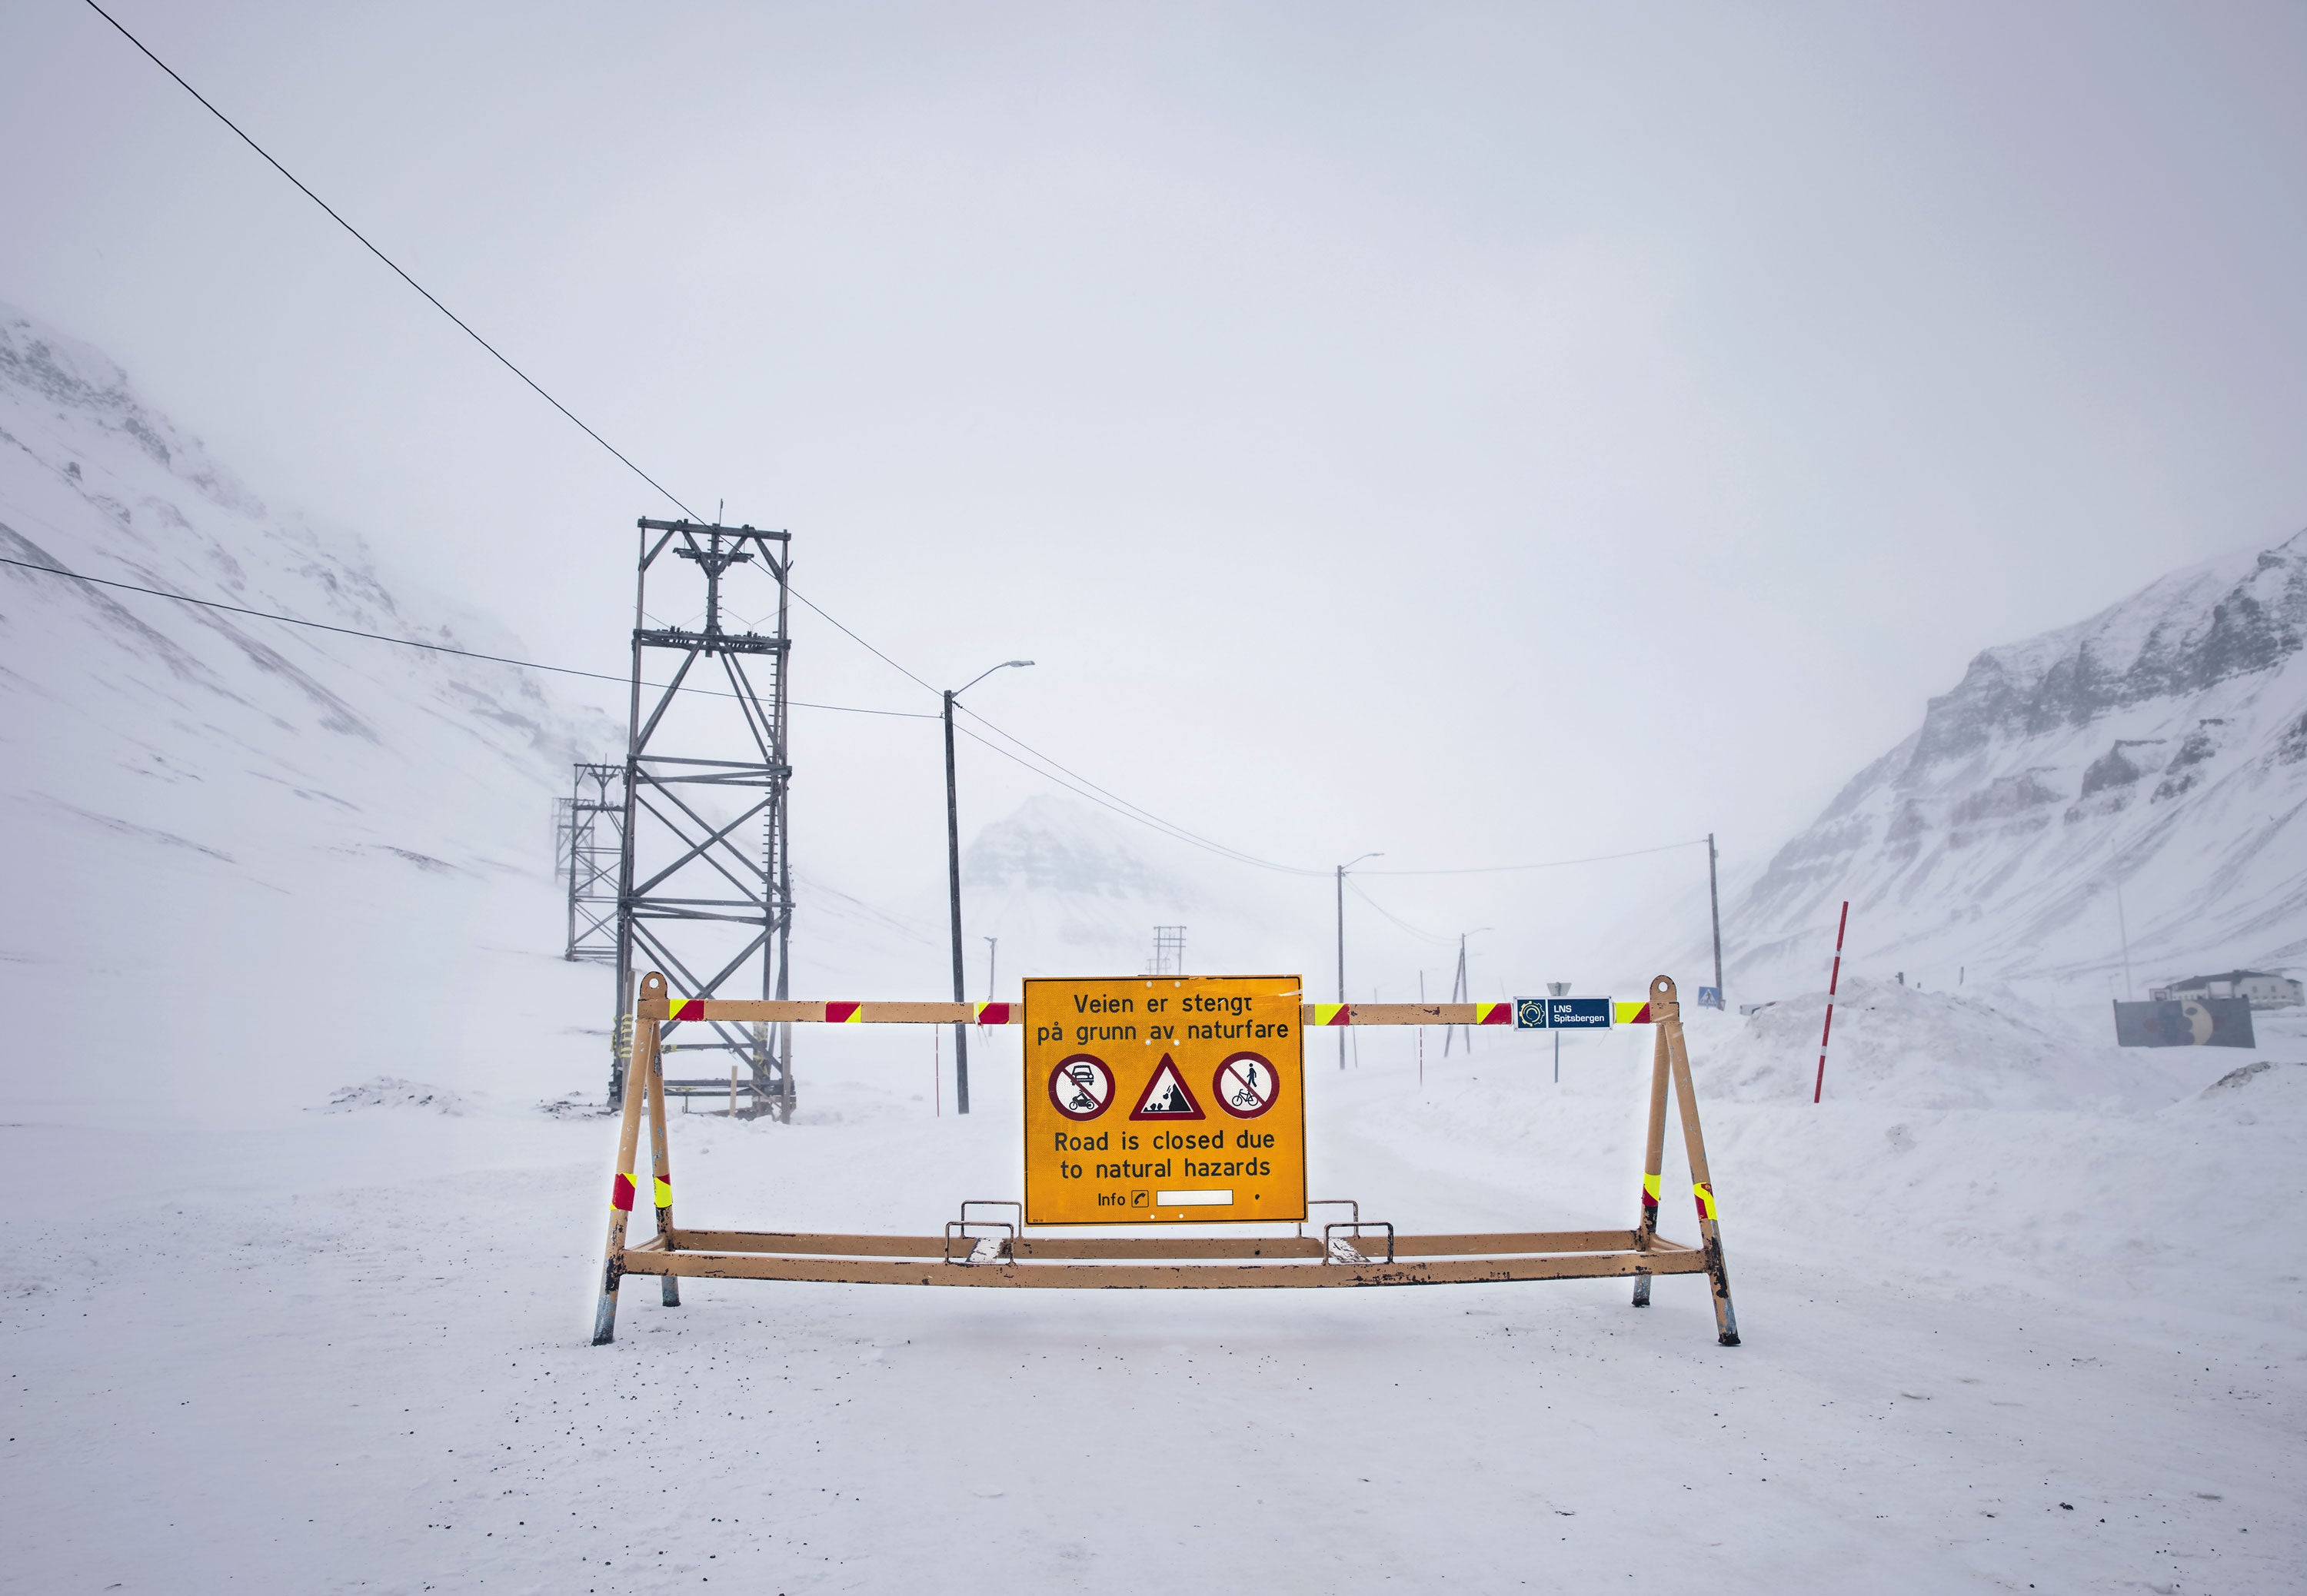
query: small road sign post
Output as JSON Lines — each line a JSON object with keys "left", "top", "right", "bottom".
{"left": 1023, "top": 975, "right": 1307, "bottom": 1225}
{"left": 1516, "top": 989, "right": 1660, "bottom": 1083}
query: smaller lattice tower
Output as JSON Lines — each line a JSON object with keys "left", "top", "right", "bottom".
{"left": 561, "top": 762, "right": 624, "bottom": 963}
{"left": 1147, "top": 926, "right": 1187, "bottom": 977}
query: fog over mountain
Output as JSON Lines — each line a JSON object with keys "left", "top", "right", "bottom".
{"left": 0, "top": 302, "right": 605, "bottom": 1116}
{"left": 1728, "top": 531, "right": 2307, "bottom": 996}
{"left": 953, "top": 793, "right": 1313, "bottom": 984}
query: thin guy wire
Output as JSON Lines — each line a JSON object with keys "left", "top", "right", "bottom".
{"left": 0, "top": 555, "right": 934, "bottom": 718}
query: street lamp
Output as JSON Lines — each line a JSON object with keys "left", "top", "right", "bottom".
{"left": 1334, "top": 852, "right": 1383, "bottom": 1071}
{"left": 944, "top": 659, "right": 1033, "bottom": 1114}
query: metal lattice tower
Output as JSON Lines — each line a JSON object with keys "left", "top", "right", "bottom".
{"left": 608, "top": 518, "right": 795, "bottom": 1119}
{"left": 1147, "top": 926, "right": 1187, "bottom": 977}
{"left": 561, "top": 762, "right": 624, "bottom": 963}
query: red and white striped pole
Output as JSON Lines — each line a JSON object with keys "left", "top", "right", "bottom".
{"left": 1813, "top": 899, "right": 1849, "bottom": 1104}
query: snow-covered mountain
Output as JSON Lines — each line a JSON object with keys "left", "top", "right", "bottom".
{"left": 952, "top": 793, "right": 1315, "bottom": 987}
{"left": 0, "top": 303, "right": 608, "bottom": 1117}
{"left": 1730, "top": 530, "right": 2307, "bottom": 994}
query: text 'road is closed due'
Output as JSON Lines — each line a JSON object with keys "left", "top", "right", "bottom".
{"left": 1022, "top": 975, "right": 1307, "bottom": 1225}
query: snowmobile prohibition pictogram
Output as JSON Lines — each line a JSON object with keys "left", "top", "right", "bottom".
{"left": 1048, "top": 1056, "right": 1114, "bottom": 1120}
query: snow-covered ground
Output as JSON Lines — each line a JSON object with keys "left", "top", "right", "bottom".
{"left": 6, "top": 305, "right": 2305, "bottom": 1592}
{"left": 7, "top": 988, "right": 2304, "bottom": 1592}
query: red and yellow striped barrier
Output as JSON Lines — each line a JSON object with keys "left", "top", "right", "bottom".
{"left": 647, "top": 996, "right": 1654, "bottom": 1026}
{"left": 592, "top": 969, "right": 1740, "bottom": 1349}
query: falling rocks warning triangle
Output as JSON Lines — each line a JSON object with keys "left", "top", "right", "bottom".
{"left": 1130, "top": 1055, "right": 1205, "bottom": 1120}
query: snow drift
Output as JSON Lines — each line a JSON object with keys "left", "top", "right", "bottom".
{"left": 1702, "top": 976, "right": 2201, "bottom": 1110}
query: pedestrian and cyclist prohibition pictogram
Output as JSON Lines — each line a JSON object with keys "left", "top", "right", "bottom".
{"left": 1048, "top": 1055, "right": 1114, "bottom": 1120}
{"left": 1213, "top": 1051, "right": 1279, "bottom": 1118}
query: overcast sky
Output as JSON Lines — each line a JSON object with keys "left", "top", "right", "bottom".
{"left": 5, "top": 2, "right": 2305, "bottom": 974}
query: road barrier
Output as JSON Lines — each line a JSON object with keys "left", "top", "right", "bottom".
{"left": 591, "top": 972, "right": 1739, "bottom": 1346}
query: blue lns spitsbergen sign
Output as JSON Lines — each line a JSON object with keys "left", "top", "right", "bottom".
{"left": 1513, "top": 997, "right": 1613, "bottom": 1029}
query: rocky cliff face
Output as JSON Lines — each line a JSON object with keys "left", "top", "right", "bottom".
{"left": 1732, "top": 530, "right": 2307, "bottom": 993}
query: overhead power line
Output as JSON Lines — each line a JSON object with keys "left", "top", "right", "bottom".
{"left": 957, "top": 710, "right": 1703, "bottom": 882}
{"left": 79, "top": 3, "right": 1707, "bottom": 885}
{"left": 1363, "top": 838, "right": 1709, "bottom": 875}
{"left": 80, "top": 0, "right": 699, "bottom": 521}
{"left": 786, "top": 587, "right": 941, "bottom": 700}
{"left": 0, "top": 555, "right": 934, "bottom": 719}
{"left": 82, "top": 0, "right": 948, "bottom": 716}
{"left": 1346, "top": 879, "right": 1458, "bottom": 946}
{"left": 955, "top": 703, "right": 1325, "bottom": 877}
{"left": 76, "top": 0, "right": 1328, "bottom": 873}
{"left": 950, "top": 723, "right": 1325, "bottom": 876}
{"left": 957, "top": 699, "right": 1708, "bottom": 877}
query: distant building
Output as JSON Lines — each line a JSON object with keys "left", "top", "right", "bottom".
{"left": 2146, "top": 969, "right": 2303, "bottom": 1010}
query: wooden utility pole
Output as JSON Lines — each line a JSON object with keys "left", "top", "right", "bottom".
{"left": 1334, "top": 853, "right": 1380, "bottom": 1070}
{"left": 1708, "top": 833, "right": 1724, "bottom": 1006}
{"left": 1445, "top": 935, "right": 1470, "bottom": 1056}
{"left": 1335, "top": 865, "right": 1344, "bottom": 1071}
{"left": 940, "top": 660, "right": 1034, "bottom": 1116}
{"left": 944, "top": 689, "right": 967, "bottom": 1113}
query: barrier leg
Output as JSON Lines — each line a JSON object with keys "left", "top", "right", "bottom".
{"left": 1657, "top": 975, "right": 1739, "bottom": 1345}
{"left": 591, "top": 975, "right": 663, "bottom": 1345}
{"left": 1632, "top": 1022, "right": 1669, "bottom": 1308}
{"left": 645, "top": 1012, "right": 680, "bottom": 1308}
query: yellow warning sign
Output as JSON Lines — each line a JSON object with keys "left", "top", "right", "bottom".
{"left": 1023, "top": 975, "right": 1307, "bottom": 1225}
